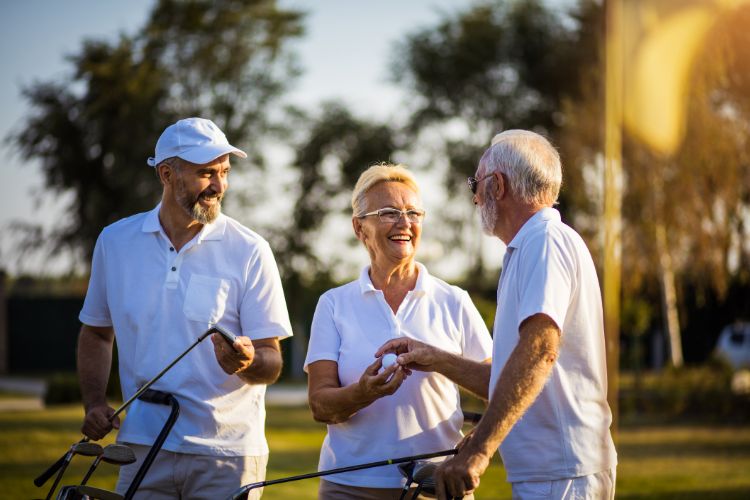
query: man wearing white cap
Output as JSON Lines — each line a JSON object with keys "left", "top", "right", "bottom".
{"left": 77, "top": 117, "right": 293, "bottom": 499}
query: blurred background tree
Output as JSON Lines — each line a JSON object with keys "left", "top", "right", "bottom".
{"left": 559, "top": 0, "right": 750, "bottom": 365}
{"left": 390, "top": 0, "right": 601, "bottom": 285}
{"left": 8, "top": 0, "right": 303, "bottom": 266}
{"left": 5, "top": 0, "right": 750, "bottom": 373}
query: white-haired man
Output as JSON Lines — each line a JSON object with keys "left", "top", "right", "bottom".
{"left": 385, "top": 130, "right": 617, "bottom": 499}
{"left": 77, "top": 117, "right": 292, "bottom": 499}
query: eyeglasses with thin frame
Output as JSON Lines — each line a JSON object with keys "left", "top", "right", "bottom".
{"left": 467, "top": 173, "right": 493, "bottom": 195}
{"left": 358, "top": 207, "right": 426, "bottom": 224}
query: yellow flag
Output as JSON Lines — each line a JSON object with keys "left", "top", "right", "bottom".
{"left": 622, "top": 0, "right": 748, "bottom": 156}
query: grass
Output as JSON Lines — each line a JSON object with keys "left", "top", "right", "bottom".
{"left": 1, "top": 403, "right": 749, "bottom": 499}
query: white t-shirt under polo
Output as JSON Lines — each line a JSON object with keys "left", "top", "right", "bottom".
{"left": 489, "top": 208, "right": 617, "bottom": 482}
{"left": 79, "top": 204, "right": 292, "bottom": 457}
{"left": 304, "top": 263, "right": 492, "bottom": 488}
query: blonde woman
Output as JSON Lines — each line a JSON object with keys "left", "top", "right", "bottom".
{"left": 305, "top": 164, "right": 492, "bottom": 499}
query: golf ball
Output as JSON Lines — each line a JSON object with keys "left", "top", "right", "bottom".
{"left": 382, "top": 353, "right": 398, "bottom": 369}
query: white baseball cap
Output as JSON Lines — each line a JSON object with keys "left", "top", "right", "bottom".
{"left": 147, "top": 117, "right": 247, "bottom": 167}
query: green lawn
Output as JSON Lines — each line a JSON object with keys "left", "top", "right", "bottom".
{"left": 1, "top": 403, "right": 749, "bottom": 499}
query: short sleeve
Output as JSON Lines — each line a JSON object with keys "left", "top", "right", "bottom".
{"left": 516, "top": 233, "right": 574, "bottom": 333}
{"left": 458, "top": 291, "right": 493, "bottom": 361}
{"left": 304, "top": 294, "right": 341, "bottom": 372}
{"left": 240, "top": 241, "right": 293, "bottom": 340}
{"left": 79, "top": 232, "right": 113, "bottom": 327}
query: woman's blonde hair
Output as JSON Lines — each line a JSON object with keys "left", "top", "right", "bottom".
{"left": 351, "top": 163, "right": 420, "bottom": 216}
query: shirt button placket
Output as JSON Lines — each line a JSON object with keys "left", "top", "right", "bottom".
{"left": 166, "top": 246, "right": 181, "bottom": 289}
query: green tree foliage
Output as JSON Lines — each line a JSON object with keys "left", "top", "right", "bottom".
{"left": 559, "top": 2, "right": 750, "bottom": 360}
{"left": 266, "top": 102, "right": 397, "bottom": 347}
{"left": 392, "top": 0, "right": 598, "bottom": 192}
{"left": 272, "top": 101, "right": 397, "bottom": 283}
{"left": 8, "top": 0, "right": 303, "bottom": 266}
{"left": 393, "top": 0, "right": 750, "bottom": 363}
{"left": 390, "top": 0, "right": 601, "bottom": 281}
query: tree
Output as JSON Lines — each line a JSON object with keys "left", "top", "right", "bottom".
{"left": 560, "top": 2, "right": 750, "bottom": 364}
{"left": 391, "top": 0, "right": 600, "bottom": 279}
{"left": 8, "top": 0, "right": 304, "bottom": 269}
{"left": 393, "top": 0, "right": 750, "bottom": 366}
{"left": 271, "top": 101, "right": 398, "bottom": 284}
{"left": 261, "top": 101, "right": 397, "bottom": 378}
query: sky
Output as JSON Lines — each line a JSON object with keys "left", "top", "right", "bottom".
{"left": 0, "top": 0, "right": 474, "bottom": 276}
{"left": 0, "top": 0, "right": 570, "bottom": 277}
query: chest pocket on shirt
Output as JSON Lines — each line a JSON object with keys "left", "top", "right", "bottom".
{"left": 183, "top": 274, "right": 230, "bottom": 325}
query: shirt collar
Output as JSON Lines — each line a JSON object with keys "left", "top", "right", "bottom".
{"left": 358, "top": 261, "right": 431, "bottom": 296}
{"left": 141, "top": 202, "right": 227, "bottom": 242}
{"left": 507, "top": 207, "right": 560, "bottom": 250}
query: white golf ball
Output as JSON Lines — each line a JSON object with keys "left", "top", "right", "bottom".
{"left": 381, "top": 353, "right": 398, "bottom": 369}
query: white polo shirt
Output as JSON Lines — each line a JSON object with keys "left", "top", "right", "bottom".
{"left": 304, "top": 263, "right": 492, "bottom": 488}
{"left": 490, "top": 208, "right": 617, "bottom": 482}
{"left": 79, "top": 204, "right": 292, "bottom": 457}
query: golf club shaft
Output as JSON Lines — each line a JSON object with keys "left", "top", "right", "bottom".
{"left": 35, "top": 442, "right": 84, "bottom": 487}
{"left": 80, "top": 456, "right": 103, "bottom": 485}
{"left": 230, "top": 449, "right": 457, "bottom": 499}
{"left": 111, "top": 330, "right": 210, "bottom": 419}
{"left": 36, "top": 327, "right": 219, "bottom": 488}
{"left": 44, "top": 450, "right": 73, "bottom": 500}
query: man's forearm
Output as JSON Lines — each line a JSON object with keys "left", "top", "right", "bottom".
{"left": 436, "top": 354, "right": 491, "bottom": 400}
{"left": 462, "top": 315, "right": 560, "bottom": 458}
{"left": 237, "top": 345, "right": 283, "bottom": 385}
{"left": 77, "top": 325, "right": 114, "bottom": 411}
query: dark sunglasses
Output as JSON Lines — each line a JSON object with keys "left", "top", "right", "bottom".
{"left": 467, "top": 173, "right": 493, "bottom": 194}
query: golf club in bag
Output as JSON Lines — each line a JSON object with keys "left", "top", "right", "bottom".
{"left": 53, "top": 445, "right": 136, "bottom": 500}
{"left": 79, "top": 445, "right": 137, "bottom": 486}
{"left": 227, "top": 409, "right": 483, "bottom": 500}
{"left": 397, "top": 460, "right": 442, "bottom": 499}
{"left": 35, "top": 325, "right": 236, "bottom": 496}
{"left": 55, "top": 388, "right": 180, "bottom": 500}
{"left": 41, "top": 443, "right": 103, "bottom": 500}
{"left": 227, "top": 449, "right": 458, "bottom": 500}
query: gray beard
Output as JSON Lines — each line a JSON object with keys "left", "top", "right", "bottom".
{"left": 189, "top": 200, "right": 221, "bottom": 225}
{"left": 175, "top": 177, "right": 222, "bottom": 224}
{"left": 480, "top": 195, "right": 497, "bottom": 236}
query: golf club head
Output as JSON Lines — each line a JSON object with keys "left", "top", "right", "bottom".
{"left": 72, "top": 442, "right": 104, "bottom": 457}
{"left": 100, "top": 444, "right": 137, "bottom": 465}
{"left": 35, "top": 439, "right": 98, "bottom": 487}
{"left": 210, "top": 324, "right": 237, "bottom": 346}
{"left": 44, "top": 442, "right": 104, "bottom": 499}
{"left": 412, "top": 461, "right": 439, "bottom": 497}
{"left": 76, "top": 485, "right": 124, "bottom": 500}
{"left": 397, "top": 460, "right": 416, "bottom": 480}
{"left": 54, "top": 485, "right": 80, "bottom": 500}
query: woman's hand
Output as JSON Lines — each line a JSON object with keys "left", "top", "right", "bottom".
{"left": 357, "top": 356, "right": 409, "bottom": 399}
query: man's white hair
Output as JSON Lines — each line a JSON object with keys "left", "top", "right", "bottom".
{"left": 481, "top": 130, "right": 562, "bottom": 207}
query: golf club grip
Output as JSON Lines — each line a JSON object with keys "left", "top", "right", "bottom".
{"left": 210, "top": 325, "right": 237, "bottom": 346}
{"left": 34, "top": 453, "right": 66, "bottom": 486}
{"left": 137, "top": 389, "right": 172, "bottom": 405}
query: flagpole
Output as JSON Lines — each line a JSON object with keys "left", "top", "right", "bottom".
{"left": 604, "top": 0, "right": 623, "bottom": 441}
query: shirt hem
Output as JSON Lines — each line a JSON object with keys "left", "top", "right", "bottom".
{"left": 303, "top": 352, "right": 339, "bottom": 371}
{"left": 245, "top": 325, "right": 293, "bottom": 340}
{"left": 78, "top": 314, "right": 112, "bottom": 328}
{"left": 117, "top": 434, "right": 269, "bottom": 457}
{"left": 505, "top": 459, "right": 618, "bottom": 483}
